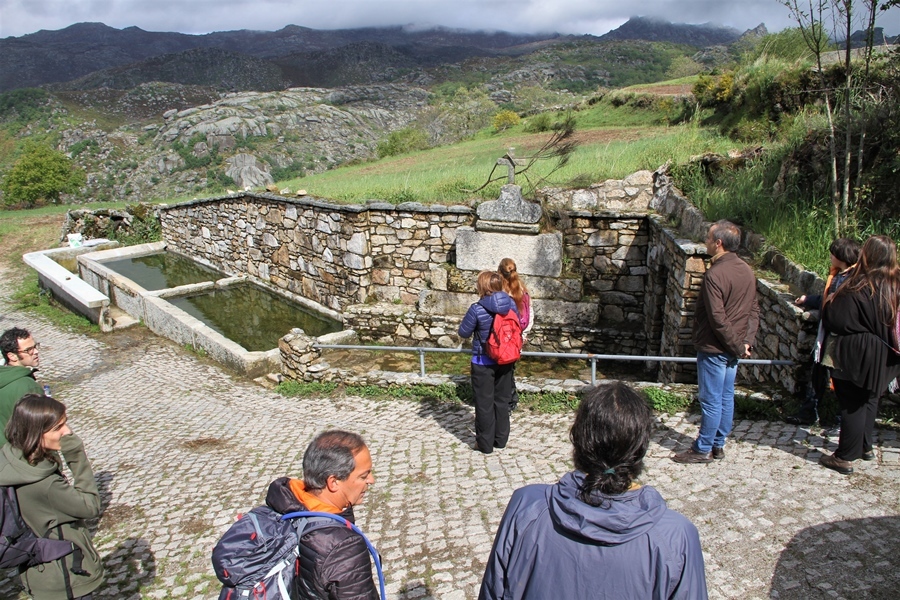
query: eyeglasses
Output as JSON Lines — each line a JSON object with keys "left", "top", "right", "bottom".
{"left": 16, "top": 342, "right": 40, "bottom": 356}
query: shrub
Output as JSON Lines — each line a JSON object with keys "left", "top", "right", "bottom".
{"left": 376, "top": 127, "right": 430, "bottom": 158}
{"left": 269, "top": 161, "right": 306, "bottom": 181}
{"left": 492, "top": 109, "right": 521, "bottom": 132}
{"left": 105, "top": 204, "right": 162, "bottom": 246}
{"left": 0, "top": 88, "right": 51, "bottom": 126}
{"left": 524, "top": 113, "right": 553, "bottom": 133}
{"left": 69, "top": 139, "right": 99, "bottom": 158}
{"left": 693, "top": 74, "right": 734, "bottom": 108}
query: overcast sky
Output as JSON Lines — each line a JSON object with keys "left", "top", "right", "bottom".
{"left": 1, "top": 0, "right": 897, "bottom": 39}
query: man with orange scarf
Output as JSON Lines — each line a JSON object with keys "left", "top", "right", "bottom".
{"left": 265, "top": 430, "right": 379, "bottom": 600}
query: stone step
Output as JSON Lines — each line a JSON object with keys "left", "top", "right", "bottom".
{"left": 108, "top": 306, "right": 140, "bottom": 330}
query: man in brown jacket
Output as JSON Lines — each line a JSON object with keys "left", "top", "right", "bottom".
{"left": 674, "top": 220, "right": 759, "bottom": 464}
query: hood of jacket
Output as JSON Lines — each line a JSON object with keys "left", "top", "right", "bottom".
{"left": 478, "top": 291, "right": 516, "bottom": 316}
{"left": 265, "top": 476, "right": 355, "bottom": 522}
{"left": 0, "top": 366, "right": 37, "bottom": 389}
{"left": 548, "top": 471, "right": 668, "bottom": 545}
{"left": 0, "top": 443, "right": 57, "bottom": 487}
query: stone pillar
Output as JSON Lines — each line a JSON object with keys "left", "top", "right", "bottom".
{"left": 279, "top": 328, "right": 359, "bottom": 382}
{"left": 279, "top": 329, "right": 320, "bottom": 381}
{"left": 455, "top": 184, "right": 562, "bottom": 276}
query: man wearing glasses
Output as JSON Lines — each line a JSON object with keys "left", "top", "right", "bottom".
{"left": 0, "top": 327, "right": 43, "bottom": 444}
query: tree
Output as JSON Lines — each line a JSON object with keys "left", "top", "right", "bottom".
{"left": 1, "top": 143, "right": 85, "bottom": 208}
{"left": 781, "top": 0, "right": 891, "bottom": 233}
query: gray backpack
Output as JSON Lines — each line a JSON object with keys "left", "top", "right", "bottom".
{"left": 212, "top": 506, "right": 339, "bottom": 600}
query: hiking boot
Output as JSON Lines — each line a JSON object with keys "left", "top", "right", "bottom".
{"left": 819, "top": 453, "right": 853, "bottom": 474}
{"left": 862, "top": 450, "right": 875, "bottom": 461}
{"left": 712, "top": 447, "right": 725, "bottom": 460}
{"left": 673, "top": 448, "right": 713, "bottom": 464}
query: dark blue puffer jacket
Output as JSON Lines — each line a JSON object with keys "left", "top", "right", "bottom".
{"left": 458, "top": 291, "right": 517, "bottom": 365}
{"left": 479, "top": 471, "right": 708, "bottom": 600}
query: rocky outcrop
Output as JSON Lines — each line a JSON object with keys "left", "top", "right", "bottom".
{"left": 226, "top": 154, "right": 274, "bottom": 189}
{"left": 49, "top": 84, "right": 431, "bottom": 203}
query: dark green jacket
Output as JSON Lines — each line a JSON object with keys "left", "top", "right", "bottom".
{"left": 0, "top": 434, "right": 104, "bottom": 599}
{"left": 0, "top": 366, "right": 42, "bottom": 445}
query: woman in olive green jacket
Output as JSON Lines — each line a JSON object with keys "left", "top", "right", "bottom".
{"left": 0, "top": 394, "right": 104, "bottom": 599}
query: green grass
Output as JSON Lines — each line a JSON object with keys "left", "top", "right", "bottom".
{"left": 11, "top": 274, "right": 99, "bottom": 334}
{"left": 643, "top": 387, "right": 693, "bottom": 414}
{"left": 518, "top": 391, "right": 580, "bottom": 413}
{"left": 275, "top": 381, "right": 339, "bottom": 397}
{"left": 275, "top": 123, "right": 737, "bottom": 204}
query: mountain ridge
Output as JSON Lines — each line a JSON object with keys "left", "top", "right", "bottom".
{"left": 1, "top": 17, "right": 754, "bottom": 93}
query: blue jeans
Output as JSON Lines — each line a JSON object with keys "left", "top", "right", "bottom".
{"left": 694, "top": 351, "right": 738, "bottom": 453}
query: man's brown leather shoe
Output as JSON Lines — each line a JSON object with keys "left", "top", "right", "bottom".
{"left": 673, "top": 448, "right": 713, "bottom": 464}
{"left": 712, "top": 447, "right": 725, "bottom": 460}
{"left": 819, "top": 453, "right": 853, "bottom": 474}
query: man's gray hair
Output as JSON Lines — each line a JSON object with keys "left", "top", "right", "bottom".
{"left": 302, "top": 430, "right": 367, "bottom": 492}
{"left": 710, "top": 220, "right": 741, "bottom": 252}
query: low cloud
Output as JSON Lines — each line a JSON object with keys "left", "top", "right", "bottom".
{"left": 1, "top": 0, "right": 896, "bottom": 39}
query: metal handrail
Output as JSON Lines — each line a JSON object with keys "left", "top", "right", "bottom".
{"left": 312, "top": 344, "right": 794, "bottom": 386}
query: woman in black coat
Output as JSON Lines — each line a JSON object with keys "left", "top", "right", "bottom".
{"left": 820, "top": 235, "right": 900, "bottom": 474}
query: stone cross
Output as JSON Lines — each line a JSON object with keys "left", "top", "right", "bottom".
{"left": 496, "top": 148, "right": 527, "bottom": 184}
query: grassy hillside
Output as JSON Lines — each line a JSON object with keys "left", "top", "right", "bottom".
{"left": 279, "top": 124, "right": 736, "bottom": 204}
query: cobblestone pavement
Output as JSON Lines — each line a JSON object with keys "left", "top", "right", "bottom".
{"left": 1, "top": 274, "right": 899, "bottom": 600}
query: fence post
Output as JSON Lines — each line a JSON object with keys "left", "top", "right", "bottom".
{"left": 419, "top": 349, "right": 426, "bottom": 377}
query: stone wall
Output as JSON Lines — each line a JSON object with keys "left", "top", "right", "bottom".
{"left": 645, "top": 217, "right": 707, "bottom": 383}
{"left": 159, "top": 187, "right": 657, "bottom": 355}
{"left": 159, "top": 194, "right": 473, "bottom": 312}
{"left": 155, "top": 168, "right": 824, "bottom": 393}
{"left": 341, "top": 302, "right": 648, "bottom": 357}
{"left": 649, "top": 165, "right": 819, "bottom": 393}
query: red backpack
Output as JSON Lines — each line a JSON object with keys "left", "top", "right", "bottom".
{"left": 484, "top": 310, "right": 523, "bottom": 365}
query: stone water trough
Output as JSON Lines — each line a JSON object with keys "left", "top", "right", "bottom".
{"left": 60, "top": 242, "right": 340, "bottom": 377}
{"left": 23, "top": 239, "right": 120, "bottom": 332}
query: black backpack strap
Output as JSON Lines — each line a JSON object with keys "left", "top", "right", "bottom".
{"left": 56, "top": 526, "right": 74, "bottom": 600}
{"left": 51, "top": 525, "right": 90, "bottom": 600}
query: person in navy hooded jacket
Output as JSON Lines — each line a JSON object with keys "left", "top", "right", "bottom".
{"left": 479, "top": 382, "right": 708, "bottom": 600}
{"left": 458, "top": 270, "right": 518, "bottom": 454}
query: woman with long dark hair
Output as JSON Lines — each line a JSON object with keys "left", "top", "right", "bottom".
{"left": 0, "top": 395, "right": 104, "bottom": 598}
{"left": 819, "top": 235, "right": 900, "bottom": 474}
{"left": 480, "top": 383, "right": 707, "bottom": 599}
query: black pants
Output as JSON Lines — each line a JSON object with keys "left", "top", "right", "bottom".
{"left": 832, "top": 377, "right": 879, "bottom": 461}
{"left": 471, "top": 362, "right": 514, "bottom": 453}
